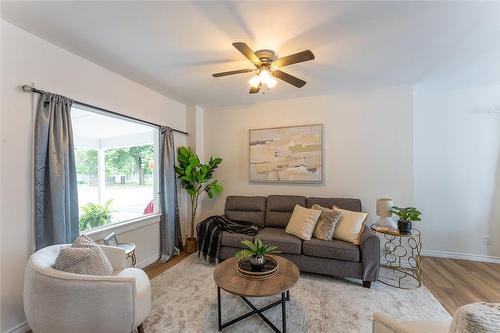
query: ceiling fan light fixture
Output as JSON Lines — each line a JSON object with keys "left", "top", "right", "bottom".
{"left": 249, "top": 75, "right": 260, "bottom": 88}
{"left": 266, "top": 76, "right": 277, "bottom": 88}
{"left": 258, "top": 69, "right": 271, "bottom": 82}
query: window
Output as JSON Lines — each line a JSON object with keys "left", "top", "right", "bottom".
{"left": 72, "top": 105, "right": 159, "bottom": 232}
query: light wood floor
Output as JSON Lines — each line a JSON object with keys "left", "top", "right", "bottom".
{"left": 145, "top": 253, "right": 500, "bottom": 316}
{"left": 421, "top": 256, "right": 500, "bottom": 315}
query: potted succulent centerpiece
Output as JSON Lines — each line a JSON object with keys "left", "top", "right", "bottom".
{"left": 175, "top": 146, "right": 223, "bottom": 254}
{"left": 235, "top": 238, "right": 280, "bottom": 272}
{"left": 389, "top": 206, "right": 422, "bottom": 234}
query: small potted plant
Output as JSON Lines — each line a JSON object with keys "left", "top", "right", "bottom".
{"left": 235, "top": 238, "right": 280, "bottom": 272}
{"left": 389, "top": 206, "right": 422, "bottom": 234}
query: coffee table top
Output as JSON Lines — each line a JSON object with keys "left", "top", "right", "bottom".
{"left": 214, "top": 255, "right": 299, "bottom": 297}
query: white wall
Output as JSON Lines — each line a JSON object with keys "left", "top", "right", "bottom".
{"left": 414, "top": 84, "right": 500, "bottom": 260}
{"left": 201, "top": 88, "right": 415, "bottom": 225}
{"left": 0, "top": 20, "right": 188, "bottom": 332}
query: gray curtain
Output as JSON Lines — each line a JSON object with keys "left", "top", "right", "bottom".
{"left": 34, "top": 93, "right": 79, "bottom": 250}
{"left": 159, "top": 127, "right": 182, "bottom": 262}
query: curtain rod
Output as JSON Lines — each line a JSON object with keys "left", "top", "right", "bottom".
{"left": 21, "top": 85, "right": 188, "bottom": 136}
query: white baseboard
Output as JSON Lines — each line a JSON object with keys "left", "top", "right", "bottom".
{"left": 136, "top": 253, "right": 160, "bottom": 269}
{"left": 4, "top": 321, "right": 30, "bottom": 333}
{"left": 421, "top": 249, "right": 500, "bottom": 264}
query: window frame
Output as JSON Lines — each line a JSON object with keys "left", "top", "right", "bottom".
{"left": 72, "top": 103, "right": 161, "bottom": 233}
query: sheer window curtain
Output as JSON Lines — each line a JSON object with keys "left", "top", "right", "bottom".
{"left": 34, "top": 93, "right": 79, "bottom": 250}
{"left": 159, "top": 127, "right": 182, "bottom": 262}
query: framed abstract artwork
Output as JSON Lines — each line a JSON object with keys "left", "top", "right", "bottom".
{"left": 249, "top": 124, "right": 323, "bottom": 183}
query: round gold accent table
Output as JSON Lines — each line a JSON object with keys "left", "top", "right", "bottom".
{"left": 213, "top": 255, "right": 299, "bottom": 332}
{"left": 371, "top": 225, "right": 423, "bottom": 289}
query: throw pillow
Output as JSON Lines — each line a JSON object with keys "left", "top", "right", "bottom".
{"left": 54, "top": 235, "right": 113, "bottom": 276}
{"left": 311, "top": 204, "right": 342, "bottom": 241}
{"left": 449, "top": 302, "right": 500, "bottom": 333}
{"left": 285, "top": 204, "right": 321, "bottom": 240}
{"left": 332, "top": 208, "right": 368, "bottom": 244}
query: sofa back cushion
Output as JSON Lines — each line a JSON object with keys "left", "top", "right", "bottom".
{"left": 225, "top": 195, "right": 267, "bottom": 226}
{"left": 307, "top": 197, "right": 362, "bottom": 212}
{"left": 265, "top": 195, "right": 307, "bottom": 228}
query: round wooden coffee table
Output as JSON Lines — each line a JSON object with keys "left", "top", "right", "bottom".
{"left": 214, "top": 255, "right": 299, "bottom": 333}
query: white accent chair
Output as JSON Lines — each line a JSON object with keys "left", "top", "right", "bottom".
{"left": 373, "top": 302, "right": 500, "bottom": 333}
{"left": 24, "top": 244, "right": 151, "bottom": 333}
{"left": 372, "top": 312, "right": 451, "bottom": 333}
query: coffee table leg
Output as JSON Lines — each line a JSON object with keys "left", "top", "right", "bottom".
{"left": 217, "top": 287, "right": 222, "bottom": 331}
{"left": 282, "top": 292, "right": 286, "bottom": 333}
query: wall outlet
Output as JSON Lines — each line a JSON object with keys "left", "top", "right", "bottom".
{"left": 484, "top": 235, "right": 491, "bottom": 246}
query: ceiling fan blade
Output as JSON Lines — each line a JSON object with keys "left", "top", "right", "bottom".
{"left": 274, "top": 50, "right": 315, "bottom": 67}
{"left": 212, "top": 69, "right": 255, "bottom": 77}
{"left": 249, "top": 84, "right": 261, "bottom": 94}
{"left": 273, "top": 70, "right": 307, "bottom": 88}
{"left": 233, "top": 42, "right": 262, "bottom": 66}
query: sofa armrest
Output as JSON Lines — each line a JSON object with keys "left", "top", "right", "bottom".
{"left": 99, "top": 245, "right": 128, "bottom": 270}
{"left": 359, "top": 224, "right": 380, "bottom": 281}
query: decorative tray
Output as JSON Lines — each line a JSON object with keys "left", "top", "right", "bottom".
{"left": 236, "top": 256, "right": 279, "bottom": 280}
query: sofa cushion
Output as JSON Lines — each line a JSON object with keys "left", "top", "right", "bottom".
{"left": 257, "top": 227, "right": 302, "bottom": 255}
{"left": 307, "top": 197, "right": 362, "bottom": 212}
{"left": 303, "top": 238, "right": 360, "bottom": 261}
{"left": 225, "top": 196, "right": 267, "bottom": 226}
{"left": 220, "top": 231, "right": 254, "bottom": 249}
{"left": 266, "top": 195, "right": 307, "bottom": 228}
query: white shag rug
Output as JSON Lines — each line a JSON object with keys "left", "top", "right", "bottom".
{"left": 144, "top": 254, "right": 451, "bottom": 333}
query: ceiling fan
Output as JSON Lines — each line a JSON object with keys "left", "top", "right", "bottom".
{"left": 212, "top": 42, "right": 315, "bottom": 94}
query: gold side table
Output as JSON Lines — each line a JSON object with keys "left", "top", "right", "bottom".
{"left": 103, "top": 232, "right": 137, "bottom": 267}
{"left": 371, "top": 225, "right": 422, "bottom": 289}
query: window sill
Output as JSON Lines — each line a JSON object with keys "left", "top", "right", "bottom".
{"left": 83, "top": 213, "right": 161, "bottom": 240}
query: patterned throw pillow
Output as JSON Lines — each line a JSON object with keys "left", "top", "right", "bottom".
{"left": 311, "top": 204, "right": 342, "bottom": 241}
{"left": 449, "top": 302, "right": 500, "bottom": 333}
{"left": 54, "top": 235, "right": 113, "bottom": 276}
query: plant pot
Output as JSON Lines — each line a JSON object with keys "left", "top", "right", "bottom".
{"left": 185, "top": 237, "right": 198, "bottom": 254}
{"left": 249, "top": 255, "right": 266, "bottom": 272}
{"left": 398, "top": 220, "right": 412, "bottom": 234}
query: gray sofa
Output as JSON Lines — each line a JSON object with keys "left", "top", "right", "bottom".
{"left": 218, "top": 195, "right": 380, "bottom": 288}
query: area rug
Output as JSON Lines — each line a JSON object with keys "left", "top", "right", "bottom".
{"left": 143, "top": 254, "right": 451, "bottom": 332}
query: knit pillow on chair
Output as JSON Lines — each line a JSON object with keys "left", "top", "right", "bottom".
{"left": 54, "top": 235, "right": 113, "bottom": 276}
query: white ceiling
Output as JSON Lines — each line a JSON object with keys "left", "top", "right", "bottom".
{"left": 2, "top": 1, "right": 500, "bottom": 108}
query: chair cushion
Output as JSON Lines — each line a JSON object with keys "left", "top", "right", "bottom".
{"left": 303, "top": 238, "right": 360, "bottom": 261}
{"left": 220, "top": 231, "right": 254, "bottom": 249}
{"left": 225, "top": 196, "right": 267, "bottom": 226}
{"left": 257, "top": 227, "right": 302, "bottom": 255}
{"left": 307, "top": 197, "right": 362, "bottom": 212}
{"left": 266, "top": 195, "right": 307, "bottom": 228}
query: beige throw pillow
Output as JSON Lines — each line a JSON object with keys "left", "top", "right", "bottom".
{"left": 311, "top": 204, "right": 342, "bottom": 241}
{"left": 332, "top": 208, "right": 368, "bottom": 244}
{"left": 54, "top": 235, "right": 113, "bottom": 276}
{"left": 285, "top": 205, "right": 321, "bottom": 240}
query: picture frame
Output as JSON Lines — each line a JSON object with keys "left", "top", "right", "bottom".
{"left": 249, "top": 124, "right": 324, "bottom": 183}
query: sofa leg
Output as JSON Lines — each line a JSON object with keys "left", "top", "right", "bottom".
{"left": 137, "top": 323, "right": 145, "bottom": 333}
{"left": 362, "top": 281, "right": 372, "bottom": 288}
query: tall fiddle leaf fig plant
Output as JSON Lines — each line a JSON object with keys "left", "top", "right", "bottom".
{"left": 175, "top": 146, "right": 223, "bottom": 239}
